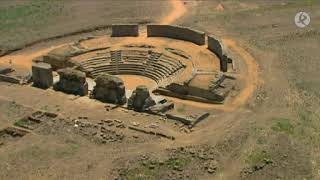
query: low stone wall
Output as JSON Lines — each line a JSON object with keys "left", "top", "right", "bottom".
{"left": 0, "top": 67, "right": 13, "bottom": 74}
{"left": 111, "top": 24, "right": 139, "bottom": 37}
{"left": 165, "top": 83, "right": 224, "bottom": 101}
{"left": 148, "top": 101, "right": 174, "bottom": 114}
{"left": 147, "top": 25, "right": 206, "bottom": 45}
{"left": 187, "top": 86, "right": 225, "bottom": 102}
{"left": 153, "top": 87, "right": 224, "bottom": 104}
{"left": 128, "top": 126, "right": 175, "bottom": 140}
{"left": 0, "top": 74, "right": 20, "bottom": 84}
{"left": 207, "top": 35, "right": 228, "bottom": 72}
{"left": 165, "top": 112, "right": 210, "bottom": 127}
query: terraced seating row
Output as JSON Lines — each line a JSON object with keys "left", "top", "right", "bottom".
{"left": 158, "top": 55, "right": 184, "bottom": 69}
{"left": 110, "top": 51, "right": 121, "bottom": 66}
{"left": 143, "top": 52, "right": 162, "bottom": 75}
{"left": 90, "top": 66, "right": 162, "bottom": 82}
{"left": 91, "top": 64, "right": 169, "bottom": 79}
{"left": 82, "top": 55, "right": 111, "bottom": 63}
{"left": 123, "top": 57, "right": 145, "bottom": 61}
{"left": 121, "top": 50, "right": 149, "bottom": 56}
{"left": 121, "top": 50, "right": 149, "bottom": 64}
{"left": 80, "top": 50, "right": 183, "bottom": 68}
{"left": 79, "top": 50, "right": 186, "bottom": 83}
{"left": 80, "top": 58, "right": 111, "bottom": 67}
{"left": 122, "top": 56, "right": 147, "bottom": 64}
{"left": 87, "top": 62, "right": 183, "bottom": 83}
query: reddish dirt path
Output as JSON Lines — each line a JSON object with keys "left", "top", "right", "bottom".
{"left": 0, "top": 46, "right": 64, "bottom": 69}
{"left": 223, "top": 39, "right": 260, "bottom": 108}
{"left": 160, "top": 0, "right": 187, "bottom": 24}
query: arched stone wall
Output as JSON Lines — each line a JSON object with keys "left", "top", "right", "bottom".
{"left": 147, "top": 25, "right": 205, "bottom": 45}
{"left": 207, "top": 35, "right": 228, "bottom": 72}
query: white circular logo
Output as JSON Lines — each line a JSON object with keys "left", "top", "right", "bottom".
{"left": 295, "top": 12, "right": 311, "bottom": 28}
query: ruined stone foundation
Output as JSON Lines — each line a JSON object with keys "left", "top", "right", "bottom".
{"left": 92, "top": 73, "right": 127, "bottom": 105}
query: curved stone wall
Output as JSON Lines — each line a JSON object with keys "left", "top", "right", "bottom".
{"left": 147, "top": 25, "right": 205, "bottom": 45}
{"left": 207, "top": 35, "right": 228, "bottom": 72}
{"left": 111, "top": 24, "right": 139, "bottom": 37}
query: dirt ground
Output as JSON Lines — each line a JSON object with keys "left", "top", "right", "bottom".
{"left": 0, "top": 0, "right": 320, "bottom": 180}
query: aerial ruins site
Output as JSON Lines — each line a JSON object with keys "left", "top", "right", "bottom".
{"left": 0, "top": 0, "right": 318, "bottom": 179}
{"left": 1, "top": 23, "right": 243, "bottom": 138}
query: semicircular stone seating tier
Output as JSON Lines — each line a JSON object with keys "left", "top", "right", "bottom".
{"left": 79, "top": 50, "right": 186, "bottom": 84}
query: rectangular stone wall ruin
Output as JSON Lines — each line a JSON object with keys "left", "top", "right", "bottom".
{"left": 147, "top": 25, "right": 206, "bottom": 45}
{"left": 111, "top": 24, "right": 139, "bottom": 37}
{"left": 165, "top": 82, "right": 221, "bottom": 101}
{"left": 186, "top": 85, "right": 225, "bottom": 102}
{"left": 155, "top": 81, "right": 225, "bottom": 104}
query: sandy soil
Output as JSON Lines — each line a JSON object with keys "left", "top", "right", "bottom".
{"left": 0, "top": 46, "right": 64, "bottom": 69}
{"left": 117, "top": 75, "right": 158, "bottom": 90}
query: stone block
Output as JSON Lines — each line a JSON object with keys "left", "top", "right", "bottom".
{"left": 32, "top": 62, "right": 53, "bottom": 89}
{"left": 92, "top": 73, "right": 126, "bottom": 104}
{"left": 53, "top": 68, "right": 88, "bottom": 96}
{"left": 128, "top": 85, "right": 156, "bottom": 112}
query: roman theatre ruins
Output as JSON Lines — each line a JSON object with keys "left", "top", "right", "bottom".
{"left": 35, "top": 25, "right": 236, "bottom": 102}
{"left": 0, "top": 24, "right": 255, "bottom": 124}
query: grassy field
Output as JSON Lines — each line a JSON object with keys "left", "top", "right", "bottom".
{"left": 179, "top": 0, "right": 320, "bottom": 178}
{"left": 0, "top": 0, "right": 170, "bottom": 50}
{"left": 0, "top": 0, "right": 63, "bottom": 48}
